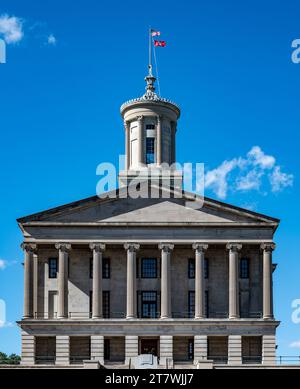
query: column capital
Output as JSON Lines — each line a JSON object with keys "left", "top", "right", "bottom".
{"left": 156, "top": 115, "right": 163, "bottom": 123}
{"left": 55, "top": 243, "right": 71, "bottom": 252}
{"left": 124, "top": 120, "right": 130, "bottom": 130}
{"left": 226, "top": 243, "right": 242, "bottom": 252}
{"left": 124, "top": 243, "right": 140, "bottom": 252}
{"left": 159, "top": 243, "right": 174, "bottom": 252}
{"left": 89, "top": 243, "right": 106, "bottom": 252}
{"left": 137, "top": 115, "right": 144, "bottom": 122}
{"left": 260, "top": 243, "right": 276, "bottom": 252}
{"left": 192, "top": 243, "right": 208, "bottom": 252}
{"left": 21, "top": 243, "right": 37, "bottom": 253}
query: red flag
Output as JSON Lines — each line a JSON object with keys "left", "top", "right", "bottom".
{"left": 154, "top": 40, "right": 166, "bottom": 47}
{"left": 151, "top": 30, "right": 161, "bottom": 37}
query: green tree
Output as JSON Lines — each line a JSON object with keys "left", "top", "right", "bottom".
{"left": 0, "top": 351, "right": 21, "bottom": 364}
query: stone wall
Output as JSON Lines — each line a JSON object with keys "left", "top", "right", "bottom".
{"left": 36, "top": 245, "right": 263, "bottom": 319}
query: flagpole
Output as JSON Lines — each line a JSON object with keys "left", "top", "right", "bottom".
{"left": 149, "top": 27, "right": 152, "bottom": 76}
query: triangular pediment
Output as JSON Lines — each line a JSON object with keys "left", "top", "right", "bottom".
{"left": 17, "top": 184, "right": 279, "bottom": 226}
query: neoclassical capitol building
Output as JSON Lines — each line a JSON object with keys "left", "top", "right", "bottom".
{"left": 18, "top": 69, "right": 280, "bottom": 369}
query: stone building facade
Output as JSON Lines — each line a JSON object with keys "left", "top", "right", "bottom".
{"left": 17, "top": 69, "right": 280, "bottom": 368}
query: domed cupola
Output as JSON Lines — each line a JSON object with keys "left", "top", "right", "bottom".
{"left": 119, "top": 65, "right": 181, "bottom": 188}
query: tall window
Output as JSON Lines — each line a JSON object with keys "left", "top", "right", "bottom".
{"left": 204, "top": 258, "right": 209, "bottom": 279}
{"left": 188, "top": 339, "right": 194, "bottom": 360}
{"left": 146, "top": 137, "right": 155, "bottom": 164}
{"left": 103, "top": 291, "right": 110, "bottom": 318}
{"left": 102, "top": 258, "right": 110, "bottom": 279}
{"left": 141, "top": 258, "right": 157, "bottom": 278}
{"left": 240, "top": 258, "right": 250, "bottom": 279}
{"left": 205, "top": 290, "right": 209, "bottom": 317}
{"left": 188, "top": 291, "right": 195, "bottom": 318}
{"left": 89, "top": 258, "right": 93, "bottom": 278}
{"left": 188, "top": 258, "right": 195, "bottom": 278}
{"left": 89, "top": 291, "right": 92, "bottom": 316}
{"left": 188, "top": 258, "right": 209, "bottom": 279}
{"left": 48, "top": 258, "right": 58, "bottom": 279}
{"left": 141, "top": 291, "right": 158, "bottom": 318}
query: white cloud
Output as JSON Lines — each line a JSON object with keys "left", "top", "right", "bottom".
{"left": 290, "top": 341, "right": 300, "bottom": 348}
{"left": 47, "top": 34, "right": 56, "bottom": 45}
{"left": 205, "top": 159, "right": 239, "bottom": 199}
{"left": 269, "top": 166, "right": 294, "bottom": 192}
{"left": 0, "top": 259, "right": 7, "bottom": 270}
{"left": 205, "top": 146, "right": 293, "bottom": 199}
{"left": 0, "top": 14, "right": 23, "bottom": 44}
{"left": 247, "top": 146, "right": 275, "bottom": 169}
{"left": 236, "top": 170, "right": 263, "bottom": 191}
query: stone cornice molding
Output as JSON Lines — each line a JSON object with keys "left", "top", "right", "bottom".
{"left": 89, "top": 243, "right": 106, "bottom": 252}
{"left": 260, "top": 243, "right": 276, "bottom": 252}
{"left": 158, "top": 243, "right": 174, "bottom": 252}
{"left": 21, "top": 243, "right": 37, "bottom": 253}
{"left": 124, "top": 243, "right": 140, "bottom": 252}
{"left": 55, "top": 243, "right": 71, "bottom": 252}
{"left": 226, "top": 243, "right": 242, "bottom": 252}
{"left": 192, "top": 243, "right": 209, "bottom": 252}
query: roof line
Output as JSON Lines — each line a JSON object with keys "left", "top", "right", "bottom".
{"left": 17, "top": 184, "right": 280, "bottom": 224}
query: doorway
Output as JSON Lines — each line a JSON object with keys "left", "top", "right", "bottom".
{"left": 140, "top": 338, "right": 158, "bottom": 356}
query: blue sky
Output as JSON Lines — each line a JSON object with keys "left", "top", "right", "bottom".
{"left": 0, "top": 0, "right": 299, "bottom": 356}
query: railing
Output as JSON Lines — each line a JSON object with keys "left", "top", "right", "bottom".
{"left": 242, "top": 356, "right": 262, "bottom": 364}
{"left": 209, "top": 312, "right": 228, "bottom": 318}
{"left": 34, "top": 312, "right": 57, "bottom": 319}
{"left": 70, "top": 356, "right": 90, "bottom": 364}
{"left": 207, "top": 355, "right": 228, "bottom": 364}
{"left": 172, "top": 312, "right": 194, "bottom": 318}
{"left": 276, "top": 356, "right": 300, "bottom": 365}
{"left": 32, "top": 311, "right": 266, "bottom": 320}
{"left": 35, "top": 356, "right": 55, "bottom": 364}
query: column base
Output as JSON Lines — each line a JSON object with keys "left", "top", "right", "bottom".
{"left": 263, "top": 315, "right": 274, "bottom": 320}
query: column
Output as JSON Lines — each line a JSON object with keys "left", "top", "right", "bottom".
{"left": 159, "top": 335, "right": 173, "bottom": 367}
{"left": 157, "top": 115, "right": 162, "bottom": 165}
{"left": 55, "top": 243, "right": 71, "bottom": 319}
{"left": 262, "top": 335, "right": 276, "bottom": 364}
{"left": 261, "top": 243, "right": 275, "bottom": 320}
{"left": 90, "top": 243, "right": 106, "bottom": 319}
{"left": 228, "top": 335, "right": 242, "bottom": 365}
{"left": 137, "top": 115, "right": 144, "bottom": 166}
{"left": 124, "top": 120, "right": 130, "bottom": 170}
{"left": 193, "top": 243, "right": 208, "bottom": 319}
{"left": 194, "top": 335, "right": 207, "bottom": 364}
{"left": 226, "top": 243, "right": 242, "bottom": 319}
{"left": 171, "top": 121, "right": 176, "bottom": 164}
{"left": 33, "top": 252, "right": 38, "bottom": 318}
{"left": 21, "top": 243, "right": 37, "bottom": 319}
{"left": 56, "top": 335, "right": 70, "bottom": 365}
{"left": 159, "top": 243, "right": 174, "bottom": 319}
{"left": 125, "top": 335, "right": 139, "bottom": 365}
{"left": 124, "top": 243, "right": 140, "bottom": 319}
{"left": 21, "top": 331, "right": 35, "bottom": 365}
{"left": 91, "top": 335, "right": 104, "bottom": 364}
